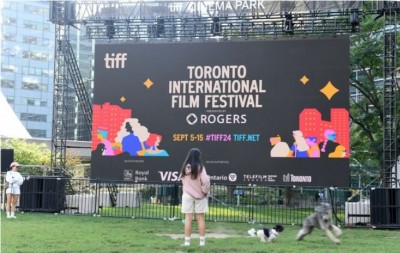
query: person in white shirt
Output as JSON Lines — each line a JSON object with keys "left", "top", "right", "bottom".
{"left": 5, "top": 162, "right": 24, "bottom": 219}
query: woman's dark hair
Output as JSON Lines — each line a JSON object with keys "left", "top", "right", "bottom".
{"left": 180, "top": 148, "right": 204, "bottom": 179}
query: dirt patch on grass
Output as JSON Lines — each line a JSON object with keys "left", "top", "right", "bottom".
{"left": 156, "top": 233, "right": 243, "bottom": 239}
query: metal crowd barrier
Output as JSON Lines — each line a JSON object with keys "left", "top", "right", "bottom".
{"left": 0, "top": 175, "right": 382, "bottom": 227}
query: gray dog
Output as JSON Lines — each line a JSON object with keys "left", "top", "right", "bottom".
{"left": 296, "top": 203, "right": 342, "bottom": 244}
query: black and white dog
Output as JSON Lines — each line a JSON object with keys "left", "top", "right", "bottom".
{"left": 248, "top": 224, "right": 284, "bottom": 242}
{"left": 297, "top": 203, "right": 342, "bottom": 244}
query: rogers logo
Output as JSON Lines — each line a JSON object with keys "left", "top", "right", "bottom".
{"left": 228, "top": 173, "right": 237, "bottom": 182}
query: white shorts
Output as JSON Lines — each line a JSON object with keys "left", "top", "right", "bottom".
{"left": 181, "top": 192, "right": 208, "bottom": 214}
{"left": 6, "top": 187, "right": 21, "bottom": 195}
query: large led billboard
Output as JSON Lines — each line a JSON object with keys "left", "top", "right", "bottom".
{"left": 92, "top": 37, "right": 350, "bottom": 187}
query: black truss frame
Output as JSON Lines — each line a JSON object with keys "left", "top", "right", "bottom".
{"left": 49, "top": 1, "right": 398, "bottom": 188}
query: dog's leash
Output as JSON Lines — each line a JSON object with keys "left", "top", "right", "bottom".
{"left": 207, "top": 193, "right": 264, "bottom": 226}
{"left": 328, "top": 187, "right": 342, "bottom": 223}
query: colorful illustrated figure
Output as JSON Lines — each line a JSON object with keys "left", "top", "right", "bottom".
{"left": 289, "top": 130, "right": 309, "bottom": 158}
{"left": 96, "top": 128, "right": 115, "bottom": 156}
{"left": 305, "top": 136, "right": 320, "bottom": 158}
{"left": 328, "top": 145, "right": 346, "bottom": 158}
{"left": 319, "top": 129, "right": 339, "bottom": 158}
{"left": 144, "top": 133, "right": 169, "bottom": 156}
{"left": 94, "top": 143, "right": 106, "bottom": 156}
{"left": 269, "top": 135, "right": 290, "bottom": 157}
{"left": 122, "top": 122, "right": 142, "bottom": 156}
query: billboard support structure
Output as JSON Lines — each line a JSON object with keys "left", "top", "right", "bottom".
{"left": 48, "top": 1, "right": 398, "bottom": 186}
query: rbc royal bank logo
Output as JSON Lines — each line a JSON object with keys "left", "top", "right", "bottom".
{"left": 104, "top": 53, "right": 128, "bottom": 69}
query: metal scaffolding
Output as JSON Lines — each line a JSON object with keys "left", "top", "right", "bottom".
{"left": 381, "top": 2, "right": 399, "bottom": 187}
{"left": 49, "top": 1, "right": 398, "bottom": 187}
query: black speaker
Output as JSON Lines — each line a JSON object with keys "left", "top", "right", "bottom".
{"left": 20, "top": 177, "right": 66, "bottom": 213}
{"left": 370, "top": 188, "right": 400, "bottom": 228}
{"left": 1, "top": 149, "right": 14, "bottom": 172}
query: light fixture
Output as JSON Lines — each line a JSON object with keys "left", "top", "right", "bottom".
{"left": 105, "top": 20, "right": 115, "bottom": 39}
{"left": 350, "top": 11, "right": 359, "bottom": 33}
{"left": 284, "top": 13, "right": 294, "bottom": 34}
{"left": 156, "top": 17, "right": 165, "bottom": 37}
{"left": 211, "top": 17, "right": 221, "bottom": 36}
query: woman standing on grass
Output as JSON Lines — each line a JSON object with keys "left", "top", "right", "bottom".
{"left": 5, "top": 162, "right": 24, "bottom": 219}
{"left": 179, "top": 148, "right": 210, "bottom": 247}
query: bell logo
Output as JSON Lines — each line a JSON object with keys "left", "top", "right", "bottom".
{"left": 104, "top": 53, "right": 128, "bottom": 69}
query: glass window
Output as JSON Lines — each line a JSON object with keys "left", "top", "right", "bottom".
{"left": 6, "top": 97, "right": 14, "bottom": 104}
{"left": 42, "top": 69, "right": 50, "bottom": 77}
{"left": 23, "top": 36, "right": 38, "bottom": 44}
{"left": 3, "top": 33, "right": 17, "bottom": 41}
{"left": 21, "top": 113, "right": 47, "bottom": 122}
{"left": 1, "top": 79, "right": 15, "bottom": 88}
{"left": 3, "top": 48, "right": 16, "bottom": 56}
{"left": 43, "top": 24, "right": 50, "bottom": 32}
{"left": 23, "top": 20, "right": 37, "bottom": 29}
{"left": 27, "top": 99, "right": 35, "bottom": 106}
{"left": 28, "top": 129, "right": 47, "bottom": 138}
{"left": 42, "top": 38, "right": 50, "bottom": 47}
{"left": 1, "top": 64, "right": 16, "bottom": 72}
{"left": 22, "top": 81, "right": 40, "bottom": 90}
{"left": 40, "top": 100, "right": 48, "bottom": 107}
{"left": 22, "top": 51, "right": 49, "bottom": 61}
{"left": 40, "top": 83, "right": 48, "bottom": 92}
{"left": 24, "top": 5, "right": 45, "bottom": 15}
{"left": 3, "top": 2, "right": 17, "bottom": 10}
{"left": 29, "top": 68, "right": 36, "bottom": 75}
{"left": 4, "top": 17, "right": 17, "bottom": 25}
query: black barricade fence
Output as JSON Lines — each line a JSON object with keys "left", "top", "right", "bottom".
{"left": 1, "top": 176, "right": 380, "bottom": 227}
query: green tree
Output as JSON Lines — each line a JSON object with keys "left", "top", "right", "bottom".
{"left": 349, "top": 9, "right": 400, "bottom": 184}
{"left": 2, "top": 138, "right": 51, "bottom": 166}
{"left": 1, "top": 138, "right": 82, "bottom": 177}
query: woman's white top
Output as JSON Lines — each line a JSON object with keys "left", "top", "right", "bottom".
{"left": 5, "top": 171, "right": 24, "bottom": 194}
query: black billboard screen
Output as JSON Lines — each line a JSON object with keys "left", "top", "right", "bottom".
{"left": 92, "top": 38, "right": 350, "bottom": 187}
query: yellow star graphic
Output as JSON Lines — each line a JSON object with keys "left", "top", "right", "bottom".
{"left": 144, "top": 78, "right": 154, "bottom": 89}
{"left": 120, "top": 96, "right": 126, "bottom": 102}
{"left": 320, "top": 81, "right": 339, "bottom": 100}
{"left": 300, "top": 75, "right": 309, "bottom": 85}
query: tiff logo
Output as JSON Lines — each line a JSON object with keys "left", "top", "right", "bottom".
{"left": 104, "top": 53, "right": 127, "bottom": 69}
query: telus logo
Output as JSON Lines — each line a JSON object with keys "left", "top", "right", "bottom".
{"left": 104, "top": 53, "right": 127, "bottom": 68}
{"left": 159, "top": 171, "right": 179, "bottom": 181}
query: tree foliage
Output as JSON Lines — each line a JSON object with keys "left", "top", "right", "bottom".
{"left": 1, "top": 138, "right": 51, "bottom": 166}
{"left": 1, "top": 139, "right": 82, "bottom": 176}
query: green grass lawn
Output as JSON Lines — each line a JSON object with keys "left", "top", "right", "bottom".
{"left": 2, "top": 212, "right": 400, "bottom": 253}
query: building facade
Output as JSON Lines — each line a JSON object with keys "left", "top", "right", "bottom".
{"left": 1, "top": 1, "right": 92, "bottom": 140}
